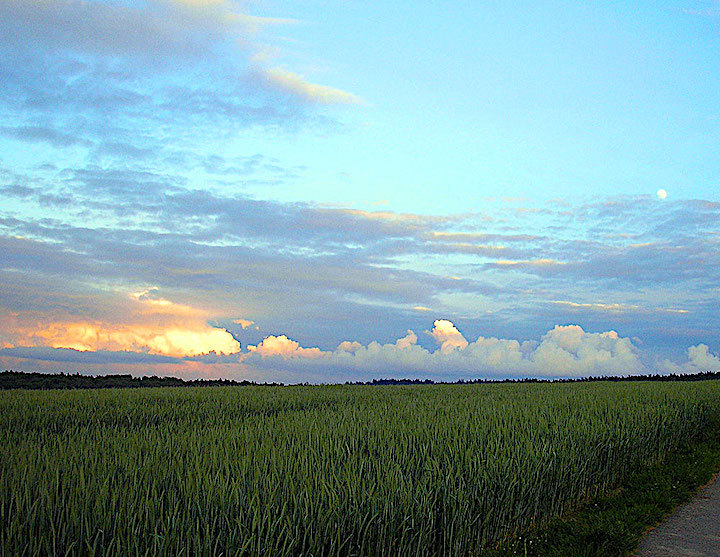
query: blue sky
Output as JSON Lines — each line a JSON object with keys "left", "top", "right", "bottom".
{"left": 0, "top": 0, "right": 719, "bottom": 381}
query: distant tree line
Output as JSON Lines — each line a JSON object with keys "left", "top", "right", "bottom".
{"left": 0, "top": 371, "right": 280, "bottom": 390}
{"left": 2, "top": 369, "right": 720, "bottom": 390}
{"left": 347, "top": 372, "right": 720, "bottom": 385}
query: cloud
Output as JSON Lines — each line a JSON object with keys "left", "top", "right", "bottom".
{"left": 0, "top": 289, "right": 241, "bottom": 357}
{"left": 428, "top": 319, "right": 468, "bottom": 353}
{"left": 552, "top": 300, "right": 689, "bottom": 315}
{"left": 687, "top": 344, "right": 720, "bottom": 370}
{"left": 240, "top": 321, "right": 647, "bottom": 380}
{"left": 246, "top": 335, "right": 323, "bottom": 358}
{"left": 530, "top": 325, "right": 640, "bottom": 376}
{"left": 1, "top": 312, "right": 715, "bottom": 383}
{"left": 0, "top": 0, "right": 282, "bottom": 60}
{"left": 491, "top": 258, "right": 565, "bottom": 269}
{"left": 0, "top": 181, "right": 491, "bottom": 321}
{"left": 337, "top": 340, "right": 363, "bottom": 353}
{"left": 395, "top": 330, "right": 417, "bottom": 350}
{"left": 682, "top": 3, "right": 720, "bottom": 17}
{"left": 259, "top": 68, "right": 361, "bottom": 105}
{"left": 661, "top": 344, "right": 720, "bottom": 374}
{"left": 1, "top": 0, "right": 204, "bottom": 59}
{"left": 0, "top": 346, "right": 182, "bottom": 365}
{"left": 0, "top": 126, "right": 91, "bottom": 148}
{"left": 553, "top": 300, "right": 637, "bottom": 313}
{"left": 2, "top": 177, "right": 719, "bottom": 364}
{"left": 429, "top": 231, "right": 538, "bottom": 243}
{"left": 0, "top": 0, "right": 360, "bottom": 153}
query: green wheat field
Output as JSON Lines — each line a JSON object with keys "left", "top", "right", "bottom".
{"left": 2, "top": 382, "right": 720, "bottom": 555}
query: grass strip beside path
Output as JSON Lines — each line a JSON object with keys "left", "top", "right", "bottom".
{"left": 493, "top": 417, "right": 720, "bottom": 556}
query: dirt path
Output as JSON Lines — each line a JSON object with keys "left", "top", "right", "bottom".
{"left": 635, "top": 474, "right": 720, "bottom": 556}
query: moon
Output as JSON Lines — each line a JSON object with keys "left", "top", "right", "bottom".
{"left": 656, "top": 189, "right": 667, "bottom": 200}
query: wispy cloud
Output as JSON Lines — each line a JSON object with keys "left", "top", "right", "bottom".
{"left": 0, "top": 0, "right": 295, "bottom": 58}
{"left": 552, "top": 300, "right": 688, "bottom": 315}
{"left": 259, "top": 68, "right": 361, "bottom": 105}
{"left": 681, "top": 1, "right": 720, "bottom": 17}
{"left": 0, "top": 0, "right": 359, "bottom": 148}
{"left": 0, "top": 126, "right": 92, "bottom": 148}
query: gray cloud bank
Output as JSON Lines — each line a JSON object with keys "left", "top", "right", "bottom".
{"left": 1, "top": 166, "right": 719, "bottom": 353}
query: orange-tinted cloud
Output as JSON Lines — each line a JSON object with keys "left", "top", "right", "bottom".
{"left": 260, "top": 68, "right": 361, "bottom": 105}
{"left": 0, "top": 289, "right": 241, "bottom": 358}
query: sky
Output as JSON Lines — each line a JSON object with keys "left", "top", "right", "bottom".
{"left": 1, "top": 0, "right": 719, "bottom": 382}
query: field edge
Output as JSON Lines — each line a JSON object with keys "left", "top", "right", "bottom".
{"left": 491, "top": 417, "right": 720, "bottom": 556}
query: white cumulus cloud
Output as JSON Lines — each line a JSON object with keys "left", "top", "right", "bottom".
{"left": 661, "top": 344, "right": 720, "bottom": 374}
{"left": 428, "top": 319, "right": 469, "bottom": 353}
{"left": 240, "top": 321, "right": 647, "bottom": 379}
{"left": 246, "top": 335, "right": 323, "bottom": 358}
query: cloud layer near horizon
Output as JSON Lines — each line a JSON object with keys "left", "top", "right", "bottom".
{"left": 243, "top": 321, "right": 646, "bottom": 379}
{"left": 2, "top": 318, "right": 719, "bottom": 384}
{"left": 1, "top": 183, "right": 719, "bottom": 381}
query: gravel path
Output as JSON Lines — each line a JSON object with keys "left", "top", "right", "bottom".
{"left": 635, "top": 474, "right": 720, "bottom": 556}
